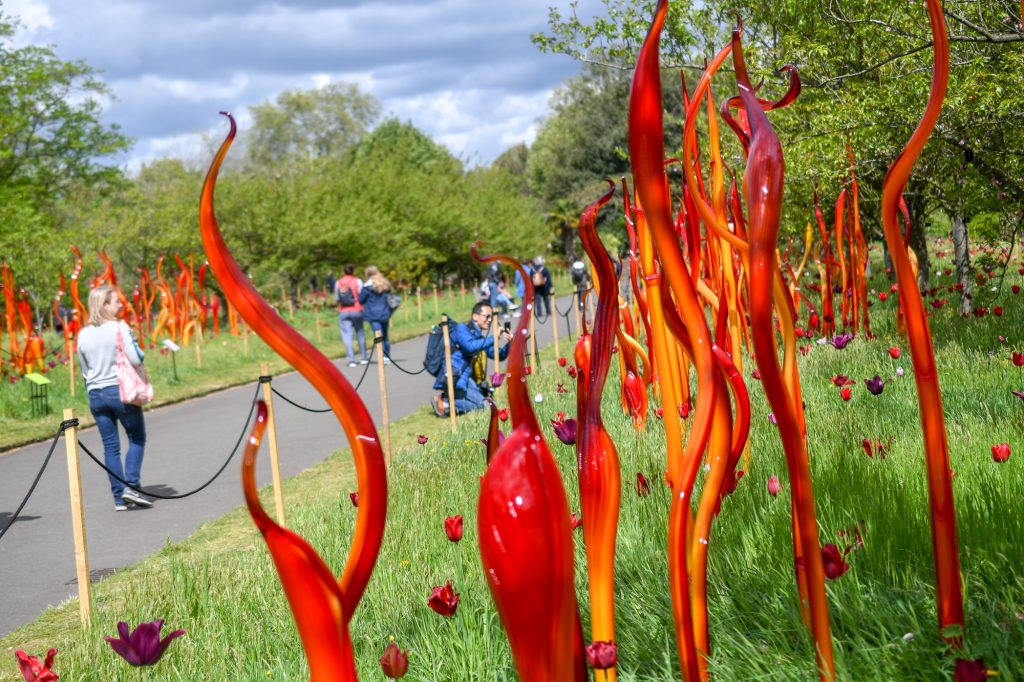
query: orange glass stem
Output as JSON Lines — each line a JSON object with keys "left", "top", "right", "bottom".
{"left": 730, "top": 28, "right": 835, "bottom": 680}
{"left": 200, "top": 115, "right": 387, "bottom": 659}
{"left": 575, "top": 184, "right": 622, "bottom": 682}
{"left": 629, "top": 3, "right": 718, "bottom": 679}
{"left": 878, "top": 0, "right": 964, "bottom": 647}
{"left": 242, "top": 402, "right": 357, "bottom": 681}
{"left": 473, "top": 245, "right": 584, "bottom": 681}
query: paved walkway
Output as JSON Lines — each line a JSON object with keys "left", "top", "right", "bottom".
{"left": 0, "top": 301, "right": 576, "bottom": 637}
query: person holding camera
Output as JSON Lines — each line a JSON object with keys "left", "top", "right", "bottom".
{"left": 430, "top": 302, "right": 512, "bottom": 416}
{"left": 570, "top": 260, "right": 590, "bottom": 310}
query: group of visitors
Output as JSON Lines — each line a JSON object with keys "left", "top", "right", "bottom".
{"left": 334, "top": 264, "right": 396, "bottom": 366}
{"left": 482, "top": 256, "right": 553, "bottom": 318}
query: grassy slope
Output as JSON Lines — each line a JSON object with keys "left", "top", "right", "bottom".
{"left": 1, "top": 259, "right": 1022, "bottom": 680}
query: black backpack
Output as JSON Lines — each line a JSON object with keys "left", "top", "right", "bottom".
{"left": 336, "top": 285, "right": 356, "bottom": 307}
{"left": 424, "top": 319, "right": 459, "bottom": 377}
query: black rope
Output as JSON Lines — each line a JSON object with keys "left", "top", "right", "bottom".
{"left": 0, "top": 419, "right": 78, "bottom": 544}
{"left": 270, "top": 386, "right": 333, "bottom": 413}
{"left": 79, "top": 382, "right": 261, "bottom": 500}
{"left": 385, "top": 352, "right": 426, "bottom": 375}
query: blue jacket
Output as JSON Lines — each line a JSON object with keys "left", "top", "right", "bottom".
{"left": 432, "top": 320, "right": 509, "bottom": 392}
{"left": 358, "top": 285, "right": 392, "bottom": 323}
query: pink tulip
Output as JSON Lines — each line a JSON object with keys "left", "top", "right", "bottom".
{"left": 767, "top": 475, "right": 780, "bottom": 497}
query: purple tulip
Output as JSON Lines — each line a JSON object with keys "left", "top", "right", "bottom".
{"left": 864, "top": 375, "right": 886, "bottom": 395}
{"left": 551, "top": 413, "right": 577, "bottom": 445}
{"left": 767, "top": 412, "right": 778, "bottom": 425}
{"left": 829, "top": 333, "right": 854, "bottom": 350}
{"left": 490, "top": 372, "right": 505, "bottom": 388}
{"left": 104, "top": 620, "right": 185, "bottom": 666}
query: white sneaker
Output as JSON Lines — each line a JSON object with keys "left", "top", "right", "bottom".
{"left": 383, "top": 357, "right": 391, "bottom": 365}
{"left": 347, "top": 361, "right": 357, "bottom": 367}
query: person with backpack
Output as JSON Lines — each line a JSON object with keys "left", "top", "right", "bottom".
{"left": 334, "top": 264, "right": 369, "bottom": 367}
{"left": 359, "top": 265, "right": 395, "bottom": 363}
{"left": 531, "top": 256, "right": 553, "bottom": 318}
{"left": 429, "top": 301, "right": 511, "bottom": 417}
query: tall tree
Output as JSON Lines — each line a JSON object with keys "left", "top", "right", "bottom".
{"left": 247, "top": 82, "right": 381, "bottom": 166}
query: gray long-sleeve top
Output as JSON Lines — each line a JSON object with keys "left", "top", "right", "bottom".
{"left": 77, "top": 320, "right": 145, "bottom": 393}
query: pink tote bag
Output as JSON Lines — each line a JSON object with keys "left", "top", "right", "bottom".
{"left": 116, "top": 327, "right": 154, "bottom": 406}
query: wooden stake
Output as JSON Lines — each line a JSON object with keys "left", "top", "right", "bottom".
{"left": 552, "top": 304, "right": 561, "bottom": 358}
{"left": 67, "top": 330, "right": 76, "bottom": 399}
{"left": 433, "top": 287, "right": 440, "bottom": 316}
{"left": 62, "top": 408, "right": 92, "bottom": 627}
{"left": 287, "top": 297, "right": 294, "bottom": 321}
{"left": 403, "top": 289, "right": 409, "bottom": 323}
{"left": 194, "top": 327, "right": 202, "bottom": 369}
{"left": 574, "top": 294, "right": 582, "bottom": 337}
{"left": 374, "top": 332, "right": 392, "bottom": 464}
{"left": 441, "top": 315, "right": 457, "bottom": 434}
{"left": 416, "top": 288, "right": 423, "bottom": 321}
{"left": 259, "top": 363, "right": 286, "bottom": 525}
{"left": 492, "top": 315, "right": 501, "bottom": 377}
{"left": 529, "top": 310, "right": 537, "bottom": 369}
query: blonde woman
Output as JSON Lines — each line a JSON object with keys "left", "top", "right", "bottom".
{"left": 358, "top": 265, "right": 394, "bottom": 363}
{"left": 77, "top": 285, "right": 152, "bottom": 511}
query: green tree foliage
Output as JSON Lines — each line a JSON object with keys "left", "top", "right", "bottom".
{"left": 247, "top": 82, "right": 381, "bottom": 165}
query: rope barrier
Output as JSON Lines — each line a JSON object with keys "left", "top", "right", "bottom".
{"left": 78, "top": 381, "right": 262, "bottom": 500}
{"left": 385, "top": 353, "right": 427, "bottom": 376}
{"left": 0, "top": 419, "right": 77, "bottom": 544}
{"left": 270, "top": 386, "right": 333, "bottom": 413}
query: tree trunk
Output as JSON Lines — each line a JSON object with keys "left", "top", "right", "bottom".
{"left": 562, "top": 221, "right": 577, "bottom": 263}
{"left": 950, "top": 212, "right": 973, "bottom": 316}
{"left": 905, "top": 194, "right": 931, "bottom": 291}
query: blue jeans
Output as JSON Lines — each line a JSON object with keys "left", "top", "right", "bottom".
{"left": 369, "top": 320, "right": 390, "bottom": 359}
{"left": 338, "top": 312, "right": 368, "bottom": 361}
{"left": 453, "top": 380, "right": 487, "bottom": 415}
{"left": 88, "top": 385, "right": 146, "bottom": 505}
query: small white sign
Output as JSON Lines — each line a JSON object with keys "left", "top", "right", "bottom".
{"left": 162, "top": 339, "right": 181, "bottom": 352}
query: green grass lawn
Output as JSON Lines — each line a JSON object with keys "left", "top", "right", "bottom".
{"left": 1, "top": 251, "right": 1022, "bottom": 680}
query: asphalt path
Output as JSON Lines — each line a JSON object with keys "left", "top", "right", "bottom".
{"left": 0, "top": 299, "right": 578, "bottom": 637}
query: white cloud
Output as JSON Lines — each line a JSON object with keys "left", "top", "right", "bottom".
{"left": 4, "top": 0, "right": 54, "bottom": 32}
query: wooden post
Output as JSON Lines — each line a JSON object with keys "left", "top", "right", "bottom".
{"left": 460, "top": 279, "right": 466, "bottom": 307}
{"left": 433, "top": 287, "right": 440, "bottom": 316}
{"left": 62, "top": 408, "right": 92, "bottom": 627}
{"left": 492, "top": 316, "right": 500, "bottom": 377}
{"left": 403, "top": 288, "right": 409, "bottom": 323}
{"left": 194, "top": 326, "right": 203, "bottom": 369}
{"left": 574, "top": 294, "right": 582, "bottom": 338}
{"left": 374, "top": 331, "right": 392, "bottom": 465}
{"left": 67, "top": 330, "right": 76, "bottom": 399}
{"left": 441, "top": 315, "right": 457, "bottom": 434}
{"left": 287, "top": 297, "right": 294, "bottom": 321}
{"left": 259, "top": 363, "right": 286, "bottom": 525}
{"left": 552, "top": 303, "right": 561, "bottom": 358}
{"left": 416, "top": 288, "right": 423, "bottom": 321}
{"left": 529, "top": 310, "right": 538, "bottom": 369}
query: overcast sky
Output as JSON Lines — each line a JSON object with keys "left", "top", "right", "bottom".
{"left": 5, "top": 0, "right": 600, "bottom": 172}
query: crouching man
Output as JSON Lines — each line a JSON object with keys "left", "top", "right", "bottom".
{"left": 431, "top": 302, "right": 512, "bottom": 416}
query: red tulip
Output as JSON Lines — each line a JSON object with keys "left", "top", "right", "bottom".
{"left": 570, "top": 512, "right": 583, "bottom": 530}
{"left": 678, "top": 402, "right": 690, "bottom": 419}
{"left": 831, "top": 374, "right": 855, "bottom": 387}
{"left": 556, "top": 382, "right": 569, "bottom": 394}
{"left": 1012, "top": 285, "right": 1021, "bottom": 294}
{"left": 427, "top": 580, "right": 460, "bottom": 617}
{"left": 751, "top": 369, "right": 761, "bottom": 380}
{"left": 558, "top": 357, "right": 567, "bottom": 367}
{"left": 417, "top": 434, "right": 428, "bottom": 445}
{"left": 861, "top": 438, "right": 874, "bottom": 458}
{"left": 498, "top": 408, "right": 509, "bottom": 422}
{"left": 878, "top": 292, "right": 888, "bottom": 302}
{"left": 349, "top": 491, "right": 359, "bottom": 507}
{"left": 1012, "top": 352, "right": 1024, "bottom": 367}
{"left": 954, "top": 658, "right": 988, "bottom": 682}
{"left": 444, "top": 515, "right": 464, "bottom": 542}
{"left": 889, "top": 284, "right": 898, "bottom": 293}
{"left": 524, "top": 366, "right": 532, "bottom": 376}
{"left": 767, "top": 475, "right": 780, "bottom": 497}
{"left": 887, "top": 346, "right": 901, "bottom": 359}
{"left": 635, "top": 472, "right": 651, "bottom": 497}
{"left": 994, "top": 306, "right": 1003, "bottom": 317}
{"left": 584, "top": 641, "right": 617, "bottom": 670}
{"left": 15, "top": 649, "right": 58, "bottom": 681}
{"left": 808, "top": 312, "right": 820, "bottom": 329}
{"left": 378, "top": 642, "right": 409, "bottom": 679}
{"left": 566, "top": 365, "right": 578, "bottom": 379}
{"left": 654, "top": 407, "right": 665, "bottom": 419}
{"left": 795, "top": 326, "right": 805, "bottom": 338}
{"left": 840, "top": 387, "right": 853, "bottom": 402}
{"left": 991, "top": 443, "right": 1011, "bottom": 463}
{"left": 820, "top": 544, "right": 850, "bottom": 580}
